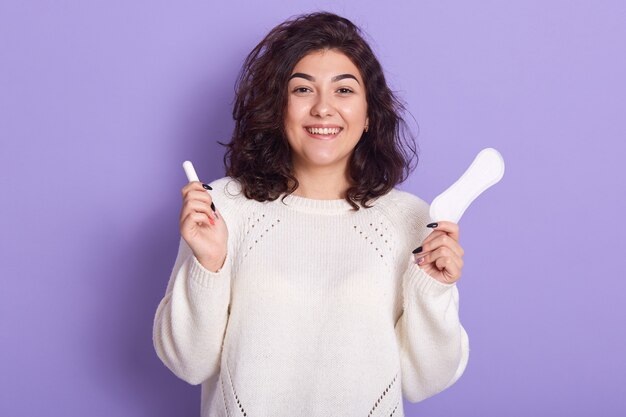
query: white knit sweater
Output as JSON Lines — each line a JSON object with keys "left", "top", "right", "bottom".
{"left": 153, "top": 176, "right": 469, "bottom": 417}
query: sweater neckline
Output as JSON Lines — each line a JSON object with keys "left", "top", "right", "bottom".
{"left": 279, "top": 192, "right": 356, "bottom": 214}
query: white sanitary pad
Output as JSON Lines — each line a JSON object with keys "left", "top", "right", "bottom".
{"left": 429, "top": 148, "right": 505, "bottom": 223}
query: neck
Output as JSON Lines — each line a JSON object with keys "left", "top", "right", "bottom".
{"left": 289, "top": 163, "right": 351, "bottom": 200}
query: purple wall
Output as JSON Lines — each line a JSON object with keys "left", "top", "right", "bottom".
{"left": 1, "top": 1, "right": 624, "bottom": 416}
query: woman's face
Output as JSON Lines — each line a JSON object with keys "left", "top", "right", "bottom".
{"left": 284, "top": 49, "right": 369, "bottom": 174}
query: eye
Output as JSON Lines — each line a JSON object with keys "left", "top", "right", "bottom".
{"left": 337, "top": 88, "right": 354, "bottom": 94}
{"left": 292, "top": 87, "right": 311, "bottom": 94}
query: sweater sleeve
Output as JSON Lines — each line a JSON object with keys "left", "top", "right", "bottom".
{"left": 152, "top": 178, "right": 240, "bottom": 385}
{"left": 394, "top": 256, "right": 470, "bottom": 402}
{"left": 391, "top": 192, "right": 470, "bottom": 403}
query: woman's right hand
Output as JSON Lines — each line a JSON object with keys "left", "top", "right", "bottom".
{"left": 179, "top": 181, "right": 229, "bottom": 272}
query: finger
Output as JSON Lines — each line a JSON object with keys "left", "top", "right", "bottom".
{"left": 182, "top": 200, "right": 216, "bottom": 223}
{"left": 434, "top": 255, "right": 461, "bottom": 282}
{"left": 421, "top": 233, "right": 464, "bottom": 258}
{"left": 180, "top": 209, "right": 214, "bottom": 229}
{"left": 181, "top": 211, "right": 215, "bottom": 229}
{"left": 182, "top": 181, "right": 213, "bottom": 200}
{"left": 187, "top": 189, "right": 215, "bottom": 207}
{"left": 184, "top": 186, "right": 217, "bottom": 214}
{"left": 181, "top": 181, "right": 202, "bottom": 197}
{"left": 416, "top": 246, "right": 463, "bottom": 271}
{"left": 190, "top": 212, "right": 214, "bottom": 227}
{"left": 413, "top": 230, "right": 444, "bottom": 254}
{"left": 214, "top": 208, "right": 223, "bottom": 222}
{"left": 427, "top": 220, "right": 459, "bottom": 242}
{"left": 419, "top": 230, "right": 446, "bottom": 247}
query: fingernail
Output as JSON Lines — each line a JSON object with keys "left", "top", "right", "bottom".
{"left": 211, "top": 202, "right": 216, "bottom": 212}
{"left": 202, "top": 183, "right": 212, "bottom": 190}
{"left": 427, "top": 222, "right": 438, "bottom": 228}
{"left": 416, "top": 257, "right": 424, "bottom": 264}
{"left": 412, "top": 246, "right": 422, "bottom": 254}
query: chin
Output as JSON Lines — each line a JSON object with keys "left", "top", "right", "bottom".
{"left": 309, "top": 154, "right": 350, "bottom": 168}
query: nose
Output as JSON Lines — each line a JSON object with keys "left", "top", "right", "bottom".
{"left": 310, "top": 91, "right": 335, "bottom": 117}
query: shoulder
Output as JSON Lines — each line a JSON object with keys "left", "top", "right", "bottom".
{"left": 388, "top": 188, "right": 429, "bottom": 210}
{"left": 205, "top": 176, "right": 250, "bottom": 236}
{"left": 379, "top": 188, "right": 431, "bottom": 226}
{"left": 207, "top": 176, "right": 244, "bottom": 203}
{"left": 375, "top": 188, "right": 432, "bottom": 249}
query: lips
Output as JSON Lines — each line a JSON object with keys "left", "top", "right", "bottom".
{"left": 304, "top": 126, "right": 343, "bottom": 140}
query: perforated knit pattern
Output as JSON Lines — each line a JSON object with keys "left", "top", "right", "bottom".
{"left": 221, "top": 358, "right": 248, "bottom": 417}
{"left": 353, "top": 218, "right": 397, "bottom": 269}
{"left": 153, "top": 177, "right": 470, "bottom": 417}
{"left": 368, "top": 372, "right": 401, "bottom": 417}
{"left": 243, "top": 212, "right": 281, "bottom": 259}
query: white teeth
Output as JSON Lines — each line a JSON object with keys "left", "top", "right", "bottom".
{"left": 306, "top": 127, "right": 341, "bottom": 135}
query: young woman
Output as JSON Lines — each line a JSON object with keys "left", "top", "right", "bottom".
{"left": 153, "top": 11, "right": 469, "bottom": 417}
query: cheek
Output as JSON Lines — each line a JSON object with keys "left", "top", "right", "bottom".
{"left": 283, "top": 105, "right": 301, "bottom": 144}
{"left": 340, "top": 100, "right": 368, "bottom": 122}
{"left": 285, "top": 102, "right": 306, "bottom": 126}
{"left": 359, "top": 101, "right": 368, "bottom": 121}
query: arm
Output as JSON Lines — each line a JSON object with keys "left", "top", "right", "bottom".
{"left": 389, "top": 191, "right": 470, "bottom": 402}
{"left": 152, "top": 177, "right": 241, "bottom": 385}
{"left": 152, "top": 236, "right": 233, "bottom": 385}
{"left": 394, "top": 255, "right": 470, "bottom": 402}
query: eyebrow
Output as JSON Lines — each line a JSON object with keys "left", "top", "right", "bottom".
{"left": 288, "top": 72, "right": 360, "bottom": 85}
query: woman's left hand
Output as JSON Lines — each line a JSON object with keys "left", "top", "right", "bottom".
{"left": 412, "top": 221, "right": 464, "bottom": 285}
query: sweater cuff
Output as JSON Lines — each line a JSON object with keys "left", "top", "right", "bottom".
{"left": 404, "top": 255, "right": 456, "bottom": 297}
{"left": 188, "top": 250, "right": 232, "bottom": 290}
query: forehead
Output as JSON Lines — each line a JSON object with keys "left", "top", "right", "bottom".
{"left": 290, "top": 49, "right": 363, "bottom": 82}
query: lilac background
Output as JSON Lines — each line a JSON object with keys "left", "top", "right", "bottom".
{"left": 1, "top": 0, "right": 625, "bottom": 416}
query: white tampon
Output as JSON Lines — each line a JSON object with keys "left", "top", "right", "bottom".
{"left": 429, "top": 148, "right": 505, "bottom": 224}
{"left": 183, "top": 160, "right": 218, "bottom": 219}
{"left": 183, "top": 160, "right": 200, "bottom": 183}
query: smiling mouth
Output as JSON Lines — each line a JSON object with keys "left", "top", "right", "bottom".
{"left": 304, "top": 127, "right": 343, "bottom": 139}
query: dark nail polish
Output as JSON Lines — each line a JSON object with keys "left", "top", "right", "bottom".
{"left": 211, "top": 202, "right": 216, "bottom": 212}
{"left": 412, "top": 246, "right": 423, "bottom": 254}
{"left": 202, "top": 183, "right": 212, "bottom": 190}
{"left": 427, "top": 222, "right": 438, "bottom": 228}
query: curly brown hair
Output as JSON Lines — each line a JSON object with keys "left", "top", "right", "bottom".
{"left": 218, "top": 11, "right": 419, "bottom": 210}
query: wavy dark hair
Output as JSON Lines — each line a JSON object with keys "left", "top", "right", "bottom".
{"left": 219, "top": 11, "right": 418, "bottom": 210}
